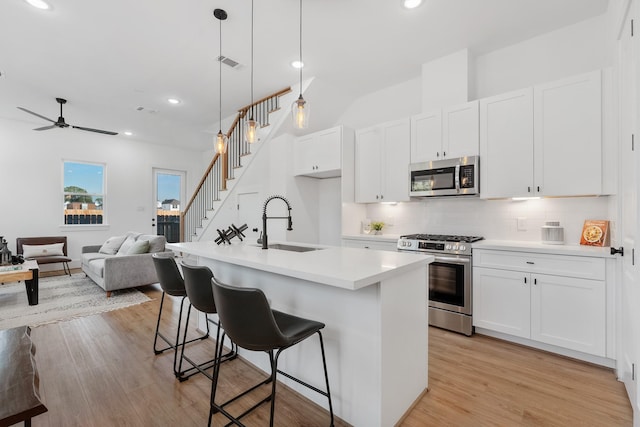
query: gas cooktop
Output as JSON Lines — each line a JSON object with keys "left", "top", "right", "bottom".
{"left": 399, "top": 234, "right": 484, "bottom": 243}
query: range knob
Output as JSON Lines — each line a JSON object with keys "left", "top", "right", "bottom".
{"left": 445, "top": 244, "right": 452, "bottom": 250}
{"left": 460, "top": 245, "right": 466, "bottom": 251}
{"left": 452, "top": 244, "right": 459, "bottom": 251}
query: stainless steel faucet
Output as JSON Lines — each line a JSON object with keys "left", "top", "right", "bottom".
{"left": 261, "top": 195, "right": 293, "bottom": 249}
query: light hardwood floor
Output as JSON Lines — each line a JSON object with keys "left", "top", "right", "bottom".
{"left": 27, "top": 275, "right": 632, "bottom": 426}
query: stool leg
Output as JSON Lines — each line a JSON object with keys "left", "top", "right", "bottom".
{"left": 176, "top": 300, "right": 192, "bottom": 377}
{"left": 153, "top": 292, "right": 167, "bottom": 354}
{"left": 269, "top": 350, "right": 279, "bottom": 427}
{"left": 318, "top": 331, "right": 335, "bottom": 427}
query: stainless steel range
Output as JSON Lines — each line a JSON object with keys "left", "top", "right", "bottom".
{"left": 397, "top": 234, "right": 483, "bottom": 336}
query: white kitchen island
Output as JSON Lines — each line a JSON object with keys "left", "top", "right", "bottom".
{"left": 166, "top": 240, "right": 432, "bottom": 427}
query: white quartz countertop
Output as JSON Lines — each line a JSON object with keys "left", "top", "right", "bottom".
{"left": 473, "top": 239, "right": 615, "bottom": 258}
{"left": 167, "top": 241, "right": 433, "bottom": 290}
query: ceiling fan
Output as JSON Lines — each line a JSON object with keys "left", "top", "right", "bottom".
{"left": 17, "top": 97, "right": 118, "bottom": 135}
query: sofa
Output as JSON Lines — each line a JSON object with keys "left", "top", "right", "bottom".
{"left": 81, "top": 232, "right": 173, "bottom": 297}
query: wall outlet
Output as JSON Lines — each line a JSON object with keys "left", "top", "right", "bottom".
{"left": 517, "top": 217, "right": 527, "bottom": 231}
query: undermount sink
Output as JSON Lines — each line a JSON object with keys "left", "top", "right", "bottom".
{"left": 265, "top": 243, "right": 323, "bottom": 252}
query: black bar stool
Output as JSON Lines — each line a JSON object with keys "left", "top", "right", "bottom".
{"left": 209, "top": 277, "right": 334, "bottom": 427}
{"left": 179, "top": 263, "right": 237, "bottom": 381}
{"left": 151, "top": 254, "right": 209, "bottom": 378}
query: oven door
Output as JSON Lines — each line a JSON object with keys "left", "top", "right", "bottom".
{"left": 428, "top": 255, "right": 471, "bottom": 315}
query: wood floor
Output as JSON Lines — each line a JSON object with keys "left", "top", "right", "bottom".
{"left": 25, "top": 274, "right": 632, "bottom": 426}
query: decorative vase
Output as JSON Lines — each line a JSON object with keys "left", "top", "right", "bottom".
{"left": 0, "top": 238, "right": 12, "bottom": 265}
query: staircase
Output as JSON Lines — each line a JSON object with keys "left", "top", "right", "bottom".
{"left": 181, "top": 87, "right": 293, "bottom": 242}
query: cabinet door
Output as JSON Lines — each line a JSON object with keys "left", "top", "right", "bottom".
{"left": 531, "top": 274, "right": 606, "bottom": 356}
{"left": 410, "top": 110, "right": 442, "bottom": 163}
{"left": 442, "top": 100, "right": 479, "bottom": 159}
{"left": 534, "top": 70, "right": 602, "bottom": 196}
{"left": 293, "top": 134, "right": 315, "bottom": 176}
{"left": 313, "top": 127, "right": 342, "bottom": 176}
{"left": 381, "top": 118, "right": 410, "bottom": 202}
{"left": 479, "top": 88, "right": 534, "bottom": 199}
{"left": 473, "top": 267, "right": 530, "bottom": 338}
{"left": 355, "top": 126, "right": 383, "bottom": 203}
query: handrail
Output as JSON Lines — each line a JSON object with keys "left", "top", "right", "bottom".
{"left": 180, "top": 86, "right": 291, "bottom": 242}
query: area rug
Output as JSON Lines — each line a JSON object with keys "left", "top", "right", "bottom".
{"left": 0, "top": 273, "right": 152, "bottom": 330}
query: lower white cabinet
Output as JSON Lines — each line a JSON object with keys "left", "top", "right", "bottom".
{"left": 473, "top": 249, "right": 607, "bottom": 357}
{"left": 341, "top": 238, "right": 398, "bottom": 252}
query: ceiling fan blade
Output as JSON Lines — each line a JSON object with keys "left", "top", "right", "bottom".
{"left": 17, "top": 107, "right": 56, "bottom": 123}
{"left": 72, "top": 125, "right": 118, "bottom": 136}
{"left": 33, "top": 125, "right": 57, "bottom": 131}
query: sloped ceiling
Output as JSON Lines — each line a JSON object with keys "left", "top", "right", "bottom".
{"left": 0, "top": 0, "right": 608, "bottom": 150}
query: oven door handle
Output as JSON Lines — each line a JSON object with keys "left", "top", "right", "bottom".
{"left": 433, "top": 256, "right": 471, "bottom": 264}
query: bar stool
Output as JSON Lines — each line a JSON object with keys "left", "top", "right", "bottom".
{"left": 209, "top": 277, "right": 334, "bottom": 427}
{"left": 151, "top": 254, "right": 209, "bottom": 378}
{"left": 179, "top": 263, "right": 237, "bottom": 381}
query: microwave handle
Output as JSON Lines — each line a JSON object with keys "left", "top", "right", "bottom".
{"left": 455, "top": 164, "right": 460, "bottom": 192}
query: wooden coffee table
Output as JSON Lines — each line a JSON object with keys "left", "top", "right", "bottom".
{"left": 0, "top": 326, "right": 48, "bottom": 427}
{"left": 0, "top": 261, "right": 40, "bottom": 305}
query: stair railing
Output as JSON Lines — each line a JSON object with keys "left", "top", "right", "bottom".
{"left": 181, "top": 87, "right": 291, "bottom": 242}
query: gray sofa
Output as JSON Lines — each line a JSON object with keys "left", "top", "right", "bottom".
{"left": 81, "top": 233, "right": 173, "bottom": 297}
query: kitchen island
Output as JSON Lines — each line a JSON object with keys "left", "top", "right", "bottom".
{"left": 166, "top": 240, "right": 433, "bottom": 427}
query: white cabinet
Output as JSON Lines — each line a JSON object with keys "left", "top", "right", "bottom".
{"left": 355, "top": 118, "right": 410, "bottom": 203}
{"left": 294, "top": 126, "right": 351, "bottom": 178}
{"left": 473, "top": 249, "right": 606, "bottom": 357}
{"left": 411, "top": 101, "right": 479, "bottom": 163}
{"left": 534, "top": 70, "right": 602, "bottom": 196}
{"left": 480, "top": 70, "right": 603, "bottom": 198}
{"left": 479, "top": 88, "right": 534, "bottom": 199}
{"left": 342, "top": 237, "right": 398, "bottom": 251}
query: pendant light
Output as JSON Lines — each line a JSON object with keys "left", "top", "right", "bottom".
{"left": 214, "top": 8, "right": 228, "bottom": 155}
{"left": 245, "top": 0, "right": 258, "bottom": 143}
{"left": 292, "top": 0, "right": 310, "bottom": 129}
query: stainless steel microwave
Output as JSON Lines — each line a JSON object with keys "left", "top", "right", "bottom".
{"left": 409, "top": 156, "right": 479, "bottom": 197}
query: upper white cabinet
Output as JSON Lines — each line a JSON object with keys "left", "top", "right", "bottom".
{"left": 355, "top": 118, "right": 410, "bottom": 203}
{"left": 294, "top": 126, "right": 352, "bottom": 178}
{"left": 411, "top": 100, "right": 479, "bottom": 163}
{"left": 480, "top": 88, "right": 534, "bottom": 199}
{"left": 480, "top": 70, "right": 603, "bottom": 198}
{"left": 534, "top": 70, "right": 602, "bottom": 196}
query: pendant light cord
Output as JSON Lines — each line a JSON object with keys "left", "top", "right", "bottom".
{"left": 299, "top": 0, "right": 303, "bottom": 95}
{"left": 250, "top": 0, "right": 254, "bottom": 119}
{"left": 219, "top": 14, "right": 223, "bottom": 132}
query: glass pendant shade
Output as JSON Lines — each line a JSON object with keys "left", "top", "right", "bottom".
{"left": 292, "top": 95, "right": 310, "bottom": 129}
{"left": 245, "top": 116, "right": 258, "bottom": 144}
{"left": 215, "top": 130, "right": 228, "bottom": 154}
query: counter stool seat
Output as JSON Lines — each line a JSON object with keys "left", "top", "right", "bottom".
{"left": 151, "top": 254, "right": 210, "bottom": 379}
{"left": 209, "top": 277, "right": 334, "bottom": 427}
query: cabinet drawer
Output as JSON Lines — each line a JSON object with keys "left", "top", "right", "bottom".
{"left": 342, "top": 239, "right": 397, "bottom": 252}
{"left": 473, "top": 249, "right": 605, "bottom": 281}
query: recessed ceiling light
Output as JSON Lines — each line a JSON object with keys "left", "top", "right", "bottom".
{"left": 123, "top": 131, "right": 133, "bottom": 136}
{"left": 402, "top": 0, "right": 423, "bottom": 9}
{"left": 291, "top": 60, "right": 304, "bottom": 69}
{"left": 24, "top": 0, "right": 51, "bottom": 10}
{"left": 167, "top": 98, "right": 181, "bottom": 105}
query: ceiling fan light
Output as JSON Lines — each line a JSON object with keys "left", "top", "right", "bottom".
{"left": 402, "top": 0, "right": 423, "bottom": 9}
{"left": 24, "top": 0, "right": 50, "bottom": 10}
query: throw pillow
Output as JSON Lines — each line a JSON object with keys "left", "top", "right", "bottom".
{"left": 116, "top": 235, "right": 138, "bottom": 256}
{"left": 98, "top": 235, "right": 127, "bottom": 255}
{"left": 22, "top": 243, "right": 64, "bottom": 258}
{"left": 126, "top": 240, "right": 150, "bottom": 255}
{"left": 137, "top": 235, "right": 166, "bottom": 253}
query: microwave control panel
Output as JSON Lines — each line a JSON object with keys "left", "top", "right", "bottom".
{"left": 460, "top": 165, "right": 475, "bottom": 188}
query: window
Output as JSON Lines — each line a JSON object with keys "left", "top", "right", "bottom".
{"left": 63, "top": 161, "right": 105, "bottom": 225}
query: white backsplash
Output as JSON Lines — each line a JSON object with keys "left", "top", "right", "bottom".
{"left": 363, "top": 196, "right": 615, "bottom": 245}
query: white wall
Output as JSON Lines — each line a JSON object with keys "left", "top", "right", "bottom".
{"left": 0, "top": 117, "right": 205, "bottom": 271}
{"left": 422, "top": 49, "right": 471, "bottom": 110}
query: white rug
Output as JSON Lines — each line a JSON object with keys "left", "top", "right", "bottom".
{"left": 0, "top": 273, "right": 152, "bottom": 330}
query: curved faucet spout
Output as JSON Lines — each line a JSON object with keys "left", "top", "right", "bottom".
{"left": 261, "top": 195, "right": 293, "bottom": 249}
